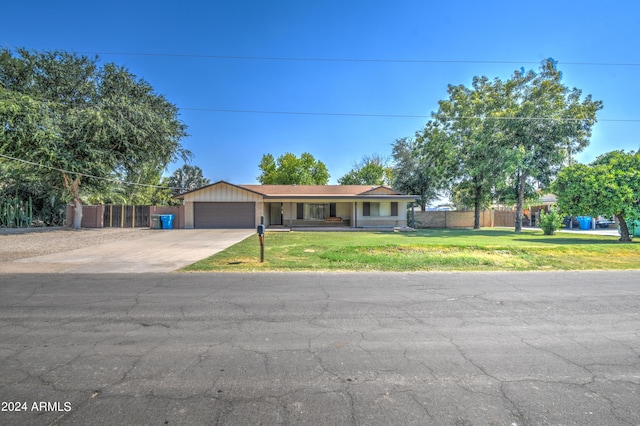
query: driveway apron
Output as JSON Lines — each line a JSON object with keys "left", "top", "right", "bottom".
{"left": 1, "top": 229, "right": 254, "bottom": 273}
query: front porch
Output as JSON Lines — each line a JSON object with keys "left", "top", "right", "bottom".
{"left": 265, "top": 201, "right": 354, "bottom": 228}
{"left": 268, "top": 219, "right": 352, "bottom": 229}
{"left": 264, "top": 198, "right": 410, "bottom": 229}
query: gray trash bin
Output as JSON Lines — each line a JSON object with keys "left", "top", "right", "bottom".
{"left": 151, "top": 214, "right": 162, "bottom": 229}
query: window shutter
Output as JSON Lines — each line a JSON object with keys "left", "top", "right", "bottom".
{"left": 330, "top": 203, "right": 337, "bottom": 217}
{"left": 296, "top": 203, "right": 304, "bottom": 219}
{"left": 391, "top": 202, "right": 398, "bottom": 216}
{"left": 363, "top": 202, "right": 370, "bottom": 216}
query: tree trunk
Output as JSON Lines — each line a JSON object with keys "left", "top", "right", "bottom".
{"left": 72, "top": 197, "right": 82, "bottom": 230}
{"left": 616, "top": 213, "right": 631, "bottom": 242}
{"left": 64, "top": 174, "right": 83, "bottom": 230}
{"left": 473, "top": 184, "right": 481, "bottom": 229}
{"left": 515, "top": 172, "right": 526, "bottom": 233}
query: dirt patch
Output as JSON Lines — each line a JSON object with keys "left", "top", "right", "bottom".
{"left": 0, "top": 227, "right": 151, "bottom": 262}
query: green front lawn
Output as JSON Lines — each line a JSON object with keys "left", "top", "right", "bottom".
{"left": 182, "top": 228, "right": 640, "bottom": 272}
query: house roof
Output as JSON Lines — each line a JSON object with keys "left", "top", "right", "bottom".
{"left": 238, "top": 184, "right": 404, "bottom": 197}
{"left": 176, "top": 181, "right": 417, "bottom": 200}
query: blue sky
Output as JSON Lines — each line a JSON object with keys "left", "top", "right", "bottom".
{"left": 2, "top": 0, "right": 639, "bottom": 184}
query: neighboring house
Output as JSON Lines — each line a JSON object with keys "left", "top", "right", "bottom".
{"left": 176, "top": 181, "right": 417, "bottom": 229}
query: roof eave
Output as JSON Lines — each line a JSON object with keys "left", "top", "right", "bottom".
{"left": 263, "top": 195, "right": 419, "bottom": 200}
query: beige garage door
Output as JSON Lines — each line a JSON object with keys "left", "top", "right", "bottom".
{"left": 193, "top": 202, "right": 255, "bottom": 228}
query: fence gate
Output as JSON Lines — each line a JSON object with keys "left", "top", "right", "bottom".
{"left": 103, "top": 205, "right": 150, "bottom": 228}
{"left": 494, "top": 211, "right": 517, "bottom": 227}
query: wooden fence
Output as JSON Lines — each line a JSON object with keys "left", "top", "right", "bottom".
{"left": 493, "top": 210, "right": 518, "bottom": 227}
{"left": 103, "top": 205, "right": 150, "bottom": 228}
{"left": 413, "top": 210, "right": 520, "bottom": 228}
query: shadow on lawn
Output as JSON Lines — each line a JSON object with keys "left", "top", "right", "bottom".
{"left": 518, "top": 238, "right": 631, "bottom": 245}
{"left": 397, "top": 229, "right": 629, "bottom": 245}
{"left": 398, "top": 229, "right": 521, "bottom": 238}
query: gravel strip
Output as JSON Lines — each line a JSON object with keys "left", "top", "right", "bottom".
{"left": 0, "top": 227, "right": 151, "bottom": 262}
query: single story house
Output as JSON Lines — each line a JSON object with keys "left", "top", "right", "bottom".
{"left": 176, "top": 181, "right": 417, "bottom": 229}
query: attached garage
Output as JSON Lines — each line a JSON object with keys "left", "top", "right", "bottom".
{"left": 193, "top": 202, "right": 255, "bottom": 229}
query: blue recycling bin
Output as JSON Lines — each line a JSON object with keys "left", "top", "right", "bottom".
{"left": 577, "top": 216, "right": 592, "bottom": 230}
{"left": 160, "top": 214, "right": 175, "bottom": 229}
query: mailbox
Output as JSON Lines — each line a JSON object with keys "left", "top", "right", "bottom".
{"left": 257, "top": 224, "right": 265, "bottom": 235}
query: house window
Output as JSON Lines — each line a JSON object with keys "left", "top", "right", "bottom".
{"left": 305, "top": 203, "right": 329, "bottom": 219}
{"left": 363, "top": 202, "right": 399, "bottom": 217}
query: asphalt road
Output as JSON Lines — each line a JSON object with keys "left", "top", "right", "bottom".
{"left": 0, "top": 271, "right": 639, "bottom": 425}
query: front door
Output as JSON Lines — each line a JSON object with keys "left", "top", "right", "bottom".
{"left": 270, "top": 203, "right": 282, "bottom": 225}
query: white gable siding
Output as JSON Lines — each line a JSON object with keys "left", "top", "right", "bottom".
{"left": 363, "top": 187, "right": 399, "bottom": 195}
{"left": 183, "top": 183, "right": 263, "bottom": 203}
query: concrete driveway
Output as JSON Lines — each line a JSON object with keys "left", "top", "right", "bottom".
{"left": 0, "top": 229, "right": 254, "bottom": 273}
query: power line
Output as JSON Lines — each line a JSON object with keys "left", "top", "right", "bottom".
{"left": 181, "top": 108, "right": 640, "bottom": 122}
{"left": 181, "top": 108, "right": 429, "bottom": 118}
{"left": 74, "top": 51, "right": 640, "bottom": 67}
{"left": 0, "top": 153, "right": 187, "bottom": 191}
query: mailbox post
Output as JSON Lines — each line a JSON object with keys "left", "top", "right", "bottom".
{"left": 257, "top": 216, "right": 265, "bottom": 263}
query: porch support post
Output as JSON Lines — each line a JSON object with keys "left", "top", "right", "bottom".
{"left": 411, "top": 204, "right": 415, "bottom": 228}
{"left": 289, "top": 202, "right": 293, "bottom": 227}
{"left": 353, "top": 202, "right": 357, "bottom": 228}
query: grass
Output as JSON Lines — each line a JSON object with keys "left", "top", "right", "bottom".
{"left": 181, "top": 228, "right": 640, "bottom": 272}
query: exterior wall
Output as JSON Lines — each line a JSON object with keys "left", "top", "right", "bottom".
{"left": 184, "top": 201, "right": 194, "bottom": 229}
{"left": 255, "top": 201, "right": 264, "bottom": 227}
{"left": 336, "top": 203, "right": 351, "bottom": 219}
{"left": 355, "top": 201, "right": 408, "bottom": 227}
{"left": 413, "top": 210, "right": 494, "bottom": 228}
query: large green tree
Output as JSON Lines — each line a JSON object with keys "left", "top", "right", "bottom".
{"left": 552, "top": 150, "right": 640, "bottom": 242}
{"left": 432, "top": 76, "right": 509, "bottom": 228}
{"left": 427, "top": 60, "right": 601, "bottom": 231}
{"left": 0, "top": 48, "right": 189, "bottom": 228}
{"left": 497, "top": 59, "right": 602, "bottom": 232}
{"left": 257, "top": 152, "right": 329, "bottom": 185}
{"left": 391, "top": 133, "right": 451, "bottom": 211}
{"left": 338, "top": 154, "right": 392, "bottom": 185}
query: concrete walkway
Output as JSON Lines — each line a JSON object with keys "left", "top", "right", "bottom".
{"left": 556, "top": 227, "right": 620, "bottom": 237}
{"left": 1, "top": 229, "right": 254, "bottom": 273}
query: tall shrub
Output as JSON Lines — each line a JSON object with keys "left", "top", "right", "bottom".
{"left": 539, "top": 208, "right": 565, "bottom": 235}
